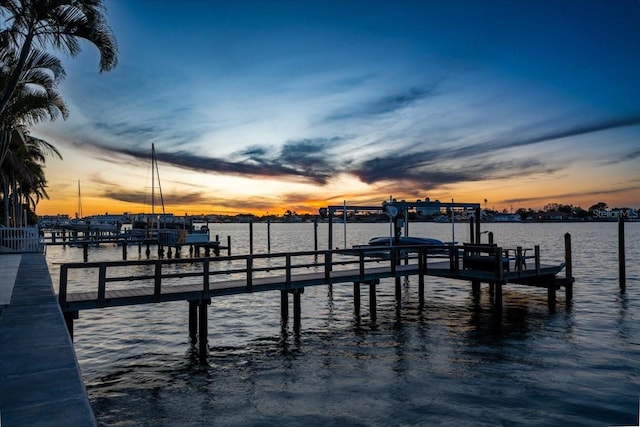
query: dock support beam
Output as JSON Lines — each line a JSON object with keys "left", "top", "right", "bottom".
{"left": 293, "top": 289, "right": 302, "bottom": 335}
{"left": 495, "top": 281, "right": 503, "bottom": 307}
{"left": 353, "top": 282, "right": 361, "bottom": 317}
{"left": 198, "top": 299, "right": 210, "bottom": 362}
{"left": 280, "top": 289, "right": 303, "bottom": 334}
{"left": 63, "top": 311, "right": 78, "bottom": 341}
{"left": 369, "top": 281, "right": 377, "bottom": 321}
{"left": 547, "top": 282, "right": 557, "bottom": 309}
{"left": 619, "top": 218, "right": 626, "bottom": 292}
{"left": 472, "top": 280, "right": 481, "bottom": 294}
{"left": 188, "top": 300, "right": 198, "bottom": 344}
{"left": 565, "top": 280, "right": 573, "bottom": 303}
{"left": 280, "top": 290, "right": 288, "bottom": 328}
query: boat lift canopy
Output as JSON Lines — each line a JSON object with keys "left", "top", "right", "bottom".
{"left": 319, "top": 199, "right": 482, "bottom": 250}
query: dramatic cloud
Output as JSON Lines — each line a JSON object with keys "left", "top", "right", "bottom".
{"left": 323, "top": 85, "right": 439, "bottom": 122}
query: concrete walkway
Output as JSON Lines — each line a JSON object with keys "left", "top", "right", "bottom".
{"left": 0, "top": 253, "right": 97, "bottom": 426}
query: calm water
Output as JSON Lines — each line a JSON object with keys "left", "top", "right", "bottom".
{"left": 45, "top": 222, "right": 639, "bottom": 426}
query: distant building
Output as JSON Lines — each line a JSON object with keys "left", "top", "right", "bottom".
{"left": 491, "top": 213, "right": 521, "bottom": 222}
{"left": 537, "top": 211, "right": 569, "bottom": 221}
{"left": 38, "top": 214, "right": 70, "bottom": 227}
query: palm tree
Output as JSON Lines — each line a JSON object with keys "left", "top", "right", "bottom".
{"left": 1, "top": 125, "right": 61, "bottom": 225}
{"left": 0, "top": 0, "right": 118, "bottom": 115}
{"left": 1, "top": 45, "right": 67, "bottom": 167}
{"left": 0, "top": 45, "right": 65, "bottom": 225}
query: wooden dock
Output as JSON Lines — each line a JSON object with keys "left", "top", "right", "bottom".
{"left": 58, "top": 242, "right": 573, "bottom": 361}
{"left": 42, "top": 230, "right": 230, "bottom": 261}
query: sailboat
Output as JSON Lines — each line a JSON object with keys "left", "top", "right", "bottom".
{"left": 62, "top": 180, "right": 120, "bottom": 238}
{"left": 131, "top": 144, "right": 194, "bottom": 236}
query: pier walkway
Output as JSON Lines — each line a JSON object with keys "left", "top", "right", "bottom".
{"left": 58, "top": 244, "right": 571, "bottom": 360}
{"left": 0, "top": 254, "right": 96, "bottom": 427}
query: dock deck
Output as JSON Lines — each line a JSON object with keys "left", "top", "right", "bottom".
{"left": 57, "top": 243, "right": 572, "bottom": 362}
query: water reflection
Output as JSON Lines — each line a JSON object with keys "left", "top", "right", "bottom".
{"left": 46, "top": 222, "right": 640, "bottom": 426}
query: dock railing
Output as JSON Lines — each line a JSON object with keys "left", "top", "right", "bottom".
{"left": 0, "top": 226, "right": 44, "bottom": 254}
{"left": 57, "top": 243, "right": 546, "bottom": 309}
{"left": 57, "top": 245, "right": 447, "bottom": 306}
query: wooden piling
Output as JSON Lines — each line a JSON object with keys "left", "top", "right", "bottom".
{"left": 249, "top": 221, "right": 254, "bottom": 255}
{"left": 198, "top": 299, "right": 210, "bottom": 362}
{"left": 418, "top": 248, "right": 425, "bottom": 306}
{"left": 353, "top": 282, "right": 361, "bottom": 317}
{"left": 267, "top": 219, "right": 271, "bottom": 253}
{"left": 369, "top": 281, "right": 377, "bottom": 321}
{"left": 564, "top": 233, "right": 572, "bottom": 283}
{"left": 469, "top": 217, "right": 475, "bottom": 244}
{"left": 63, "top": 311, "right": 78, "bottom": 341}
{"left": 314, "top": 219, "right": 318, "bottom": 252}
{"left": 293, "top": 290, "right": 302, "bottom": 334}
{"left": 547, "top": 278, "right": 556, "bottom": 309}
{"left": 472, "top": 280, "right": 481, "bottom": 294}
{"left": 475, "top": 207, "right": 481, "bottom": 244}
{"left": 495, "top": 281, "right": 503, "bottom": 307}
{"left": 280, "top": 290, "right": 288, "bottom": 328}
{"left": 619, "top": 217, "right": 626, "bottom": 292}
{"left": 188, "top": 301, "right": 198, "bottom": 344}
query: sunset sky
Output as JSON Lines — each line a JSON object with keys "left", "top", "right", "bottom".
{"left": 33, "top": 0, "right": 640, "bottom": 217}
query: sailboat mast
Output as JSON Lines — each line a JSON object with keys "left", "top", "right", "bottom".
{"left": 77, "top": 180, "right": 82, "bottom": 219}
{"left": 150, "top": 143, "right": 166, "bottom": 217}
{"left": 151, "top": 144, "right": 155, "bottom": 216}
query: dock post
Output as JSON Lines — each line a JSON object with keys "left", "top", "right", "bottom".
{"left": 353, "top": 282, "right": 361, "bottom": 317}
{"left": 82, "top": 243, "right": 88, "bottom": 262}
{"left": 469, "top": 217, "right": 475, "bottom": 244}
{"left": 495, "top": 281, "right": 503, "bottom": 307}
{"left": 369, "top": 281, "right": 377, "bottom": 321}
{"left": 495, "top": 248, "right": 504, "bottom": 308}
{"left": 565, "top": 279, "right": 573, "bottom": 303}
{"left": 314, "top": 219, "right": 318, "bottom": 252}
{"left": 475, "top": 207, "right": 481, "bottom": 244}
{"left": 564, "top": 233, "right": 573, "bottom": 284}
{"left": 280, "top": 290, "right": 289, "bottom": 328}
{"left": 472, "top": 280, "right": 481, "bottom": 294}
{"left": 63, "top": 311, "right": 78, "bottom": 341}
{"left": 395, "top": 276, "right": 402, "bottom": 308}
{"left": 418, "top": 248, "right": 425, "bottom": 306}
{"left": 227, "top": 235, "right": 231, "bottom": 256}
{"left": 188, "top": 301, "right": 198, "bottom": 344}
{"left": 198, "top": 299, "right": 210, "bottom": 362}
{"left": 547, "top": 279, "right": 557, "bottom": 309}
{"left": 293, "top": 289, "right": 302, "bottom": 334}
{"left": 619, "top": 217, "right": 626, "bottom": 292}
{"left": 249, "top": 221, "right": 254, "bottom": 255}
{"left": 267, "top": 219, "right": 271, "bottom": 253}
{"left": 488, "top": 232, "right": 494, "bottom": 244}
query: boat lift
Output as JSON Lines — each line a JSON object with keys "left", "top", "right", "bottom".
{"left": 319, "top": 198, "right": 482, "bottom": 250}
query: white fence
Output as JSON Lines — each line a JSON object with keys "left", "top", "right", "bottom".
{"left": 0, "top": 226, "right": 44, "bottom": 254}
